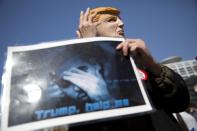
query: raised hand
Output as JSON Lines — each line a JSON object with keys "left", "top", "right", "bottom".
{"left": 76, "top": 8, "right": 100, "bottom": 38}
{"left": 116, "top": 39, "right": 161, "bottom": 76}
{"left": 62, "top": 66, "right": 111, "bottom": 101}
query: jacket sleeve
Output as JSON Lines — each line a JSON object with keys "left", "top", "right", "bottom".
{"left": 148, "top": 65, "right": 190, "bottom": 113}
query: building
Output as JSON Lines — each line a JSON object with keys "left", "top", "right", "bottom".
{"left": 164, "top": 59, "right": 197, "bottom": 105}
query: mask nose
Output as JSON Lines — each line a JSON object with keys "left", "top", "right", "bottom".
{"left": 118, "top": 18, "right": 124, "bottom": 27}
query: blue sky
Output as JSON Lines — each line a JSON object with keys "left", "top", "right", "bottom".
{"left": 0, "top": 0, "right": 197, "bottom": 91}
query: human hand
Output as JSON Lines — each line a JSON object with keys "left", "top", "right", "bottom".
{"left": 116, "top": 39, "right": 161, "bottom": 76}
{"left": 62, "top": 66, "right": 111, "bottom": 101}
{"left": 76, "top": 8, "right": 100, "bottom": 38}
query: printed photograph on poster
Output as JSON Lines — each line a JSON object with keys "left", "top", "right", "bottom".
{"left": 1, "top": 37, "right": 153, "bottom": 131}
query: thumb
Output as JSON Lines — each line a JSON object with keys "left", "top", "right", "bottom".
{"left": 76, "top": 30, "right": 81, "bottom": 38}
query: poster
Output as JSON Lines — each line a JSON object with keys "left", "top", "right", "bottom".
{"left": 1, "top": 37, "right": 153, "bottom": 131}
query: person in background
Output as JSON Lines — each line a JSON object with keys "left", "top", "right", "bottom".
{"left": 69, "top": 7, "right": 190, "bottom": 131}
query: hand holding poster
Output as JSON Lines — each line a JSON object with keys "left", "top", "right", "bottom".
{"left": 1, "top": 37, "right": 153, "bottom": 131}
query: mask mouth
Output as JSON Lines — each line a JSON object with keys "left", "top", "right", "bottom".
{"left": 117, "top": 29, "right": 124, "bottom": 34}
{"left": 118, "top": 32, "right": 124, "bottom": 36}
{"left": 116, "top": 28, "right": 124, "bottom": 36}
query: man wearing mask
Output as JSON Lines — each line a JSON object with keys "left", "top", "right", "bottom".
{"left": 69, "top": 7, "right": 190, "bottom": 131}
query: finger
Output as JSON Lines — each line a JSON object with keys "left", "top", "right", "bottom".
{"left": 62, "top": 75, "right": 81, "bottom": 86}
{"left": 128, "top": 43, "right": 137, "bottom": 52}
{"left": 71, "top": 68, "right": 86, "bottom": 74}
{"left": 63, "top": 68, "right": 91, "bottom": 78}
{"left": 116, "top": 39, "right": 135, "bottom": 50}
{"left": 122, "top": 41, "right": 131, "bottom": 56}
{"left": 79, "top": 11, "right": 84, "bottom": 27}
{"left": 62, "top": 71, "right": 85, "bottom": 82}
{"left": 130, "top": 44, "right": 144, "bottom": 58}
{"left": 116, "top": 42, "right": 124, "bottom": 50}
{"left": 62, "top": 75, "right": 89, "bottom": 91}
{"left": 88, "top": 11, "right": 96, "bottom": 23}
{"left": 76, "top": 30, "right": 81, "bottom": 38}
{"left": 129, "top": 43, "right": 145, "bottom": 57}
{"left": 84, "top": 8, "right": 90, "bottom": 22}
{"left": 129, "top": 45, "right": 138, "bottom": 57}
{"left": 63, "top": 69, "right": 82, "bottom": 76}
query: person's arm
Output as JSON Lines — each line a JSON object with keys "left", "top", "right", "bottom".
{"left": 147, "top": 64, "right": 190, "bottom": 113}
{"left": 116, "top": 39, "right": 190, "bottom": 113}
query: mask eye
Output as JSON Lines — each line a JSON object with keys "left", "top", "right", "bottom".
{"left": 107, "top": 17, "right": 117, "bottom": 22}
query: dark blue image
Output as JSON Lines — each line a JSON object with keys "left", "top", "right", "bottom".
{"left": 8, "top": 40, "right": 145, "bottom": 126}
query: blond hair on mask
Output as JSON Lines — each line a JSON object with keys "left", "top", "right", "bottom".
{"left": 89, "top": 7, "right": 120, "bottom": 22}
